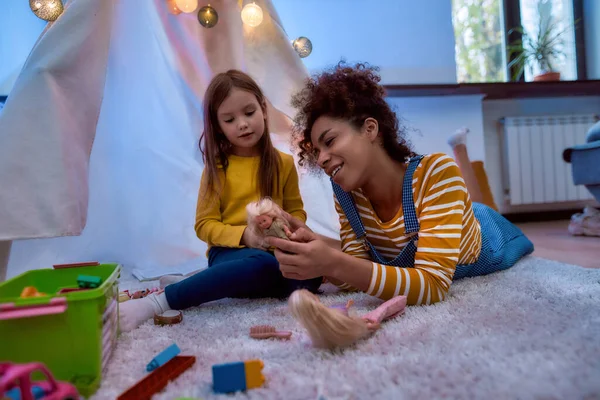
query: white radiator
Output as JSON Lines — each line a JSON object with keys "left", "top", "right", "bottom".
{"left": 502, "top": 114, "right": 598, "bottom": 206}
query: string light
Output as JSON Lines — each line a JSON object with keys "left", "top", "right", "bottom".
{"left": 198, "top": 4, "right": 218, "bottom": 28}
{"left": 29, "top": 0, "right": 63, "bottom": 21}
{"left": 174, "top": 0, "right": 198, "bottom": 13}
{"left": 292, "top": 37, "right": 313, "bottom": 58}
{"left": 166, "top": 0, "right": 182, "bottom": 15}
{"left": 241, "top": 1, "right": 263, "bottom": 27}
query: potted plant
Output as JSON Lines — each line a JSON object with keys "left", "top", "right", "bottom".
{"left": 507, "top": 15, "right": 573, "bottom": 82}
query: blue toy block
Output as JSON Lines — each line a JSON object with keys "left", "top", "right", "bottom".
{"left": 212, "top": 361, "right": 247, "bottom": 393}
{"left": 146, "top": 343, "right": 181, "bottom": 372}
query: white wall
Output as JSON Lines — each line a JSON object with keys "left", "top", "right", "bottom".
{"left": 273, "top": 0, "right": 457, "bottom": 84}
{"left": 483, "top": 96, "right": 600, "bottom": 213}
{"left": 387, "top": 95, "right": 486, "bottom": 160}
{"left": 0, "top": 0, "right": 46, "bottom": 95}
{"left": 584, "top": 0, "right": 600, "bottom": 79}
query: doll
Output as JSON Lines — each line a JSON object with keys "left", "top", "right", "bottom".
{"left": 288, "top": 289, "right": 407, "bottom": 350}
{"left": 246, "top": 197, "right": 292, "bottom": 240}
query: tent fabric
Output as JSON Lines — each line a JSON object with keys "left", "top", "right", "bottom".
{"left": 1, "top": 0, "right": 339, "bottom": 279}
{"left": 0, "top": 0, "right": 114, "bottom": 241}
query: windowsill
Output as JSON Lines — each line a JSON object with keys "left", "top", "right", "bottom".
{"left": 383, "top": 80, "right": 600, "bottom": 100}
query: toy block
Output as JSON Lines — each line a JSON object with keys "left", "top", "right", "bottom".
{"left": 77, "top": 275, "right": 103, "bottom": 289}
{"left": 19, "top": 286, "right": 46, "bottom": 298}
{"left": 212, "top": 359, "right": 265, "bottom": 394}
{"left": 146, "top": 343, "right": 180, "bottom": 372}
{"left": 118, "top": 356, "right": 196, "bottom": 400}
{"left": 212, "top": 361, "right": 247, "bottom": 393}
{"left": 244, "top": 359, "right": 265, "bottom": 389}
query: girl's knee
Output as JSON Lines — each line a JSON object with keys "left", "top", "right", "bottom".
{"left": 209, "top": 247, "right": 275, "bottom": 266}
{"left": 248, "top": 251, "right": 279, "bottom": 270}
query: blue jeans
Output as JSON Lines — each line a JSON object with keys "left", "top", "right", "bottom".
{"left": 164, "top": 247, "right": 323, "bottom": 310}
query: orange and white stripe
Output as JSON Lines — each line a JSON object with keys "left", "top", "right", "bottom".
{"left": 333, "top": 153, "right": 482, "bottom": 305}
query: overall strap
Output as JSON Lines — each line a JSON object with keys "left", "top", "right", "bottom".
{"left": 401, "top": 154, "right": 424, "bottom": 235}
{"left": 331, "top": 155, "right": 424, "bottom": 265}
{"left": 331, "top": 184, "right": 368, "bottom": 243}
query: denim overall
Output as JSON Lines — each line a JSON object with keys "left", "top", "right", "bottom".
{"left": 331, "top": 155, "right": 534, "bottom": 279}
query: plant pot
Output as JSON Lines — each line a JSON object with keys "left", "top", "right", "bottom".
{"left": 533, "top": 71, "right": 561, "bottom": 82}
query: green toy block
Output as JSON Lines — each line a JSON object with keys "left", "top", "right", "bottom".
{"left": 77, "top": 275, "right": 103, "bottom": 289}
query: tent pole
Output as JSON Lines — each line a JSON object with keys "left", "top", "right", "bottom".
{"left": 0, "top": 240, "right": 11, "bottom": 282}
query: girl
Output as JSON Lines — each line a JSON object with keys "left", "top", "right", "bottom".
{"left": 265, "top": 63, "right": 534, "bottom": 306}
{"left": 119, "top": 70, "right": 322, "bottom": 332}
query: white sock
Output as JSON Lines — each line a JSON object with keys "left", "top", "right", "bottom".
{"left": 448, "top": 127, "right": 469, "bottom": 147}
{"left": 159, "top": 274, "right": 186, "bottom": 289}
{"left": 118, "top": 291, "right": 172, "bottom": 332}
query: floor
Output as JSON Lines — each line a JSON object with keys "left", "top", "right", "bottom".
{"left": 516, "top": 220, "right": 600, "bottom": 269}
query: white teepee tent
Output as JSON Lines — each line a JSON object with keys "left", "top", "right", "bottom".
{"left": 0, "top": 0, "right": 339, "bottom": 281}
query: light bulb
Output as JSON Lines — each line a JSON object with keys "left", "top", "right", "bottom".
{"left": 292, "top": 37, "right": 313, "bottom": 58}
{"left": 174, "top": 0, "right": 198, "bottom": 13}
{"left": 198, "top": 5, "right": 218, "bottom": 28}
{"left": 29, "top": 0, "right": 63, "bottom": 21}
{"left": 166, "top": 0, "right": 181, "bottom": 15}
{"left": 241, "top": 2, "right": 263, "bottom": 27}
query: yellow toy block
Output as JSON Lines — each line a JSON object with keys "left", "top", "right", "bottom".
{"left": 20, "top": 286, "right": 46, "bottom": 298}
{"left": 243, "top": 359, "right": 265, "bottom": 389}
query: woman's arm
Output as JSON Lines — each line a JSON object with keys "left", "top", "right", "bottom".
{"left": 267, "top": 232, "right": 371, "bottom": 291}
{"left": 326, "top": 249, "right": 373, "bottom": 292}
{"left": 268, "top": 195, "right": 377, "bottom": 292}
{"left": 353, "top": 155, "right": 472, "bottom": 304}
{"left": 270, "top": 154, "right": 474, "bottom": 306}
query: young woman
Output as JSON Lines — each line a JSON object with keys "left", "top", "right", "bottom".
{"left": 266, "top": 63, "right": 534, "bottom": 306}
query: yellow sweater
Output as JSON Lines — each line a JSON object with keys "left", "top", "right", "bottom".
{"left": 334, "top": 153, "right": 482, "bottom": 305}
{"left": 195, "top": 151, "right": 306, "bottom": 249}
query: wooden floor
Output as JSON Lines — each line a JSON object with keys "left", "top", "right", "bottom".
{"left": 516, "top": 220, "right": 600, "bottom": 269}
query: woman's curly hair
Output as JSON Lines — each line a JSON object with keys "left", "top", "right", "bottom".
{"left": 291, "top": 62, "right": 414, "bottom": 171}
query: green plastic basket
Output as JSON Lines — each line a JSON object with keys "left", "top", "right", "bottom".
{"left": 0, "top": 263, "right": 121, "bottom": 398}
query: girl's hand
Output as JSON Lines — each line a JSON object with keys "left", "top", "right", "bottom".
{"left": 264, "top": 235, "right": 337, "bottom": 280}
{"left": 241, "top": 227, "right": 267, "bottom": 250}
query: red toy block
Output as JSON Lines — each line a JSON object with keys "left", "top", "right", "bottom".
{"left": 53, "top": 262, "right": 100, "bottom": 269}
{"left": 117, "top": 356, "right": 195, "bottom": 400}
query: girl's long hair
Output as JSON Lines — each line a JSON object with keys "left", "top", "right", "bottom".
{"left": 199, "top": 70, "right": 281, "bottom": 200}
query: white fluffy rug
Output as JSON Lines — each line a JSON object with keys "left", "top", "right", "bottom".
{"left": 91, "top": 256, "right": 600, "bottom": 400}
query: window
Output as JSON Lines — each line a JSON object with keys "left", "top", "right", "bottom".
{"left": 452, "top": 0, "right": 507, "bottom": 83}
{"left": 519, "top": 0, "right": 578, "bottom": 81}
{"left": 452, "top": 0, "right": 584, "bottom": 83}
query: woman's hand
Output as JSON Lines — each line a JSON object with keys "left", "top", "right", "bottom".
{"left": 241, "top": 227, "right": 267, "bottom": 250}
{"left": 277, "top": 210, "right": 312, "bottom": 234}
{"left": 264, "top": 234, "right": 338, "bottom": 280}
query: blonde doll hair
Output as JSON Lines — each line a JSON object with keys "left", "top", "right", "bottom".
{"left": 246, "top": 197, "right": 283, "bottom": 236}
{"left": 288, "top": 289, "right": 371, "bottom": 349}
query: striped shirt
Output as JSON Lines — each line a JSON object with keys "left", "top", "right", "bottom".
{"left": 334, "top": 153, "right": 482, "bottom": 305}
